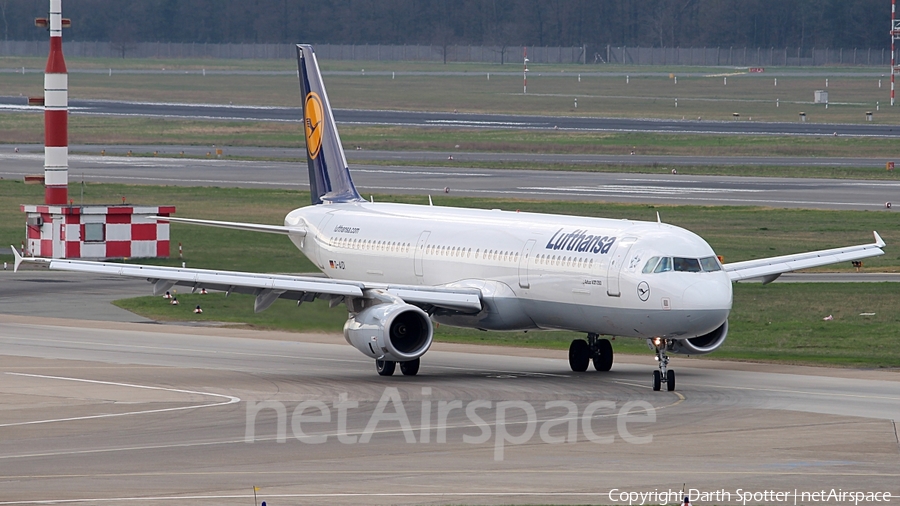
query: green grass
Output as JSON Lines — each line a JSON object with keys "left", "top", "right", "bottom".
{"left": 6, "top": 113, "right": 900, "bottom": 166}
{"left": 354, "top": 160, "right": 900, "bottom": 181}
{"left": 2, "top": 59, "right": 898, "bottom": 123}
{"left": 4, "top": 180, "right": 896, "bottom": 367}
{"left": 3, "top": 180, "right": 897, "bottom": 272}
{"left": 4, "top": 54, "right": 884, "bottom": 74}
{"left": 0, "top": 112, "right": 303, "bottom": 146}
{"left": 114, "top": 283, "right": 900, "bottom": 368}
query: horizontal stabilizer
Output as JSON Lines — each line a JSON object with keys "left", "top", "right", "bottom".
{"left": 147, "top": 216, "right": 304, "bottom": 236}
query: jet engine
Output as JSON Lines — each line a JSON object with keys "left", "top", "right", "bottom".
{"left": 344, "top": 303, "right": 433, "bottom": 362}
{"left": 669, "top": 321, "right": 728, "bottom": 355}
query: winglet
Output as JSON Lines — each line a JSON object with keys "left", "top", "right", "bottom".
{"left": 874, "top": 231, "right": 885, "bottom": 248}
{"left": 10, "top": 245, "right": 23, "bottom": 272}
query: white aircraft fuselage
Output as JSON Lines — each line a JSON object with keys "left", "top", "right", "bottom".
{"left": 14, "top": 43, "right": 884, "bottom": 389}
{"left": 287, "top": 202, "right": 732, "bottom": 340}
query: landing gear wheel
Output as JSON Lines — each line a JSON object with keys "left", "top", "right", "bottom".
{"left": 568, "top": 339, "right": 590, "bottom": 372}
{"left": 375, "top": 359, "right": 396, "bottom": 376}
{"left": 650, "top": 338, "right": 673, "bottom": 392}
{"left": 400, "top": 358, "right": 420, "bottom": 376}
{"left": 592, "top": 338, "right": 614, "bottom": 372}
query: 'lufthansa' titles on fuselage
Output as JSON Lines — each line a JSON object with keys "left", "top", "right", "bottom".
{"left": 334, "top": 225, "right": 360, "bottom": 234}
{"left": 546, "top": 228, "right": 617, "bottom": 254}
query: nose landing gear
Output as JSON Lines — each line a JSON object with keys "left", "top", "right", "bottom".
{"left": 650, "top": 338, "right": 675, "bottom": 391}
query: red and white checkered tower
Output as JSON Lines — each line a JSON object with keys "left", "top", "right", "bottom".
{"left": 22, "top": 0, "right": 174, "bottom": 260}
{"left": 43, "top": 0, "right": 68, "bottom": 204}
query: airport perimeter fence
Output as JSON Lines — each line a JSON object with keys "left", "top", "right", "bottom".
{"left": 1, "top": 40, "right": 894, "bottom": 67}
{"left": 604, "top": 45, "right": 896, "bottom": 67}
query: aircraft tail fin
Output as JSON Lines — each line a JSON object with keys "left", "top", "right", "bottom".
{"left": 296, "top": 44, "right": 362, "bottom": 205}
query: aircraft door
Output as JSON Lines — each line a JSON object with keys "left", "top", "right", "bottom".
{"left": 518, "top": 239, "right": 536, "bottom": 289}
{"left": 414, "top": 231, "right": 430, "bottom": 282}
{"left": 315, "top": 213, "right": 334, "bottom": 269}
{"left": 606, "top": 236, "right": 637, "bottom": 297}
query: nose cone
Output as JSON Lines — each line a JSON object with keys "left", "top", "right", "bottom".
{"left": 682, "top": 275, "right": 733, "bottom": 311}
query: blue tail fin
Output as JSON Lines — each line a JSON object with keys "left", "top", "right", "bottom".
{"left": 296, "top": 44, "right": 362, "bottom": 205}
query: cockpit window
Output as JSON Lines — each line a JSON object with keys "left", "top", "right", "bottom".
{"left": 653, "top": 256, "right": 672, "bottom": 273}
{"left": 699, "top": 256, "right": 722, "bottom": 272}
{"left": 646, "top": 256, "right": 721, "bottom": 274}
{"left": 673, "top": 257, "right": 702, "bottom": 272}
{"left": 642, "top": 257, "right": 660, "bottom": 274}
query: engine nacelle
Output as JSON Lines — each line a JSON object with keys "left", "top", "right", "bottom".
{"left": 669, "top": 321, "right": 728, "bottom": 355}
{"left": 343, "top": 303, "right": 433, "bottom": 362}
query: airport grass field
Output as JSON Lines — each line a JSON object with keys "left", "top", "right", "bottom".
{"left": 2, "top": 55, "right": 899, "bottom": 123}
{"left": 5, "top": 112, "right": 900, "bottom": 160}
{"left": 2, "top": 55, "right": 899, "bottom": 368}
{"left": 4, "top": 56, "right": 900, "bottom": 182}
{"left": 3, "top": 180, "right": 899, "bottom": 368}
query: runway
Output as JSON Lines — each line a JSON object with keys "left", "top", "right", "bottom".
{"left": 0, "top": 270, "right": 898, "bottom": 505}
{"left": 1, "top": 312, "right": 899, "bottom": 505}
{"left": 1, "top": 147, "right": 897, "bottom": 210}
{"left": 12, "top": 143, "right": 899, "bottom": 169}
{"left": 2, "top": 96, "right": 899, "bottom": 137}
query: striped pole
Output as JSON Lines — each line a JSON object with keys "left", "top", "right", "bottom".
{"left": 523, "top": 47, "right": 527, "bottom": 94}
{"left": 44, "top": 0, "right": 68, "bottom": 204}
{"left": 893, "top": 0, "right": 896, "bottom": 106}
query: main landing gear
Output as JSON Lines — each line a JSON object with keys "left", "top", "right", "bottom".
{"left": 650, "top": 338, "right": 675, "bottom": 392}
{"left": 568, "top": 333, "right": 614, "bottom": 372}
{"left": 375, "top": 357, "right": 420, "bottom": 377}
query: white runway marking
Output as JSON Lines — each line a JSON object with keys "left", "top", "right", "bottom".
{"left": 426, "top": 119, "right": 539, "bottom": 127}
{"left": 520, "top": 184, "right": 765, "bottom": 195}
{"left": 353, "top": 168, "right": 493, "bottom": 177}
{"left": 0, "top": 372, "right": 240, "bottom": 428}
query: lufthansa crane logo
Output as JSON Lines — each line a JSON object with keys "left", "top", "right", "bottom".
{"left": 304, "top": 92, "right": 324, "bottom": 159}
{"left": 637, "top": 281, "right": 650, "bottom": 302}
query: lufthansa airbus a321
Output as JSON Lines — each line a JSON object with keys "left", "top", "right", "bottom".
{"left": 14, "top": 44, "right": 886, "bottom": 391}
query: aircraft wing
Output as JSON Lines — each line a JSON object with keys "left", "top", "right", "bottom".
{"left": 11, "top": 248, "right": 482, "bottom": 313}
{"left": 723, "top": 231, "right": 886, "bottom": 283}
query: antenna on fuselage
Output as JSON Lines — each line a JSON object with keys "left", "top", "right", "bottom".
{"left": 428, "top": 195, "right": 433, "bottom": 206}
{"left": 370, "top": 195, "right": 374, "bottom": 202}
{"left": 657, "top": 211, "right": 662, "bottom": 224}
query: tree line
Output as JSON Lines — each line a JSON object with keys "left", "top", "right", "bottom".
{"left": 0, "top": 0, "right": 891, "bottom": 50}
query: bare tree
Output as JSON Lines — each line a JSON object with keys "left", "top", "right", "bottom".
{"left": 0, "top": 0, "right": 9, "bottom": 41}
{"left": 109, "top": 23, "right": 137, "bottom": 58}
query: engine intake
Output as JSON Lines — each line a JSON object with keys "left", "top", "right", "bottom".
{"left": 344, "top": 303, "right": 433, "bottom": 361}
{"left": 669, "top": 321, "right": 728, "bottom": 355}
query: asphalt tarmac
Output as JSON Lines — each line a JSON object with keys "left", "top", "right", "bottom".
{"left": 1, "top": 308, "right": 898, "bottom": 505}
{"left": 3, "top": 77, "right": 900, "bottom": 506}
{"left": 2, "top": 147, "right": 898, "bottom": 210}
{"left": 2, "top": 263, "right": 899, "bottom": 506}
{"left": 2, "top": 96, "right": 899, "bottom": 137}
